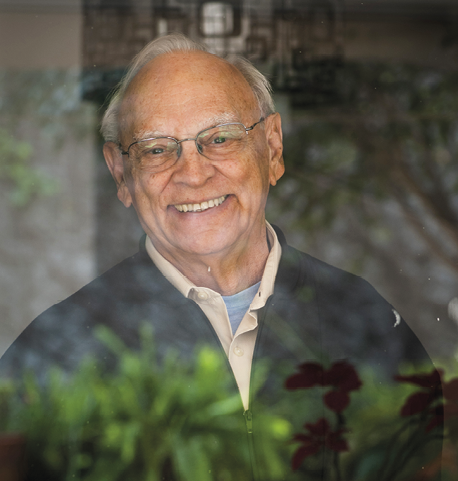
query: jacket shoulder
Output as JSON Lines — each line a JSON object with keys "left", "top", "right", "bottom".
{"left": 275, "top": 244, "right": 429, "bottom": 368}
{"left": 0, "top": 250, "right": 185, "bottom": 378}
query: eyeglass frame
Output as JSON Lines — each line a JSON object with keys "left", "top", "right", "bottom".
{"left": 118, "top": 117, "right": 266, "bottom": 162}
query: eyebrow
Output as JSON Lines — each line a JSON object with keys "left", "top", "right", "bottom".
{"left": 132, "top": 113, "right": 242, "bottom": 141}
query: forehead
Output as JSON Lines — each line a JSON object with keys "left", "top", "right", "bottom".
{"left": 119, "top": 50, "right": 258, "bottom": 139}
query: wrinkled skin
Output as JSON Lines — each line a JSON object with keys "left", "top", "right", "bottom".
{"left": 104, "top": 50, "right": 284, "bottom": 295}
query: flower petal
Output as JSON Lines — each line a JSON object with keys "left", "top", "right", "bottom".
{"left": 285, "top": 373, "right": 313, "bottom": 390}
{"left": 394, "top": 369, "right": 442, "bottom": 389}
{"left": 400, "top": 391, "right": 434, "bottom": 416}
{"left": 298, "top": 362, "right": 326, "bottom": 385}
{"left": 305, "top": 417, "right": 330, "bottom": 436}
{"left": 324, "top": 390, "right": 350, "bottom": 413}
{"left": 292, "top": 445, "right": 320, "bottom": 470}
{"left": 285, "top": 363, "right": 325, "bottom": 390}
{"left": 324, "top": 361, "right": 362, "bottom": 392}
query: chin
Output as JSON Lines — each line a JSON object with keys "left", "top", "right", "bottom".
{"left": 173, "top": 230, "right": 237, "bottom": 257}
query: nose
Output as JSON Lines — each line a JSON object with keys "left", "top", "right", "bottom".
{"left": 172, "top": 139, "right": 215, "bottom": 187}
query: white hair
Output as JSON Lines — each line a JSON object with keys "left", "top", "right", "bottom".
{"left": 100, "top": 33, "right": 275, "bottom": 143}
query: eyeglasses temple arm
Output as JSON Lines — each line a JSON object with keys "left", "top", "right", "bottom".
{"left": 245, "top": 117, "right": 266, "bottom": 132}
{"left": 118, "top": 144, "right": 128, "bottom": 156}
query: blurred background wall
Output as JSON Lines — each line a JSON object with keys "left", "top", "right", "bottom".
{"left": 0, "top": 0, "right": 96, "bottom": 356}
{"left": 0, "top": 0, "right": 457, "bottom": 364}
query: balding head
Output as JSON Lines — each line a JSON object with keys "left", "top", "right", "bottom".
{"left": 101, "top": 34, "right": 275, "bottom": 143}
{"left": 102, "top": 34, "right": 284, "bottom": 293}
{"left": 118, "top": 49, "right": 260, "bottom": 147}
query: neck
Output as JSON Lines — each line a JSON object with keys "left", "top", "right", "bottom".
{"left": 154, "top": 225, "right": 270, "bottom": 296}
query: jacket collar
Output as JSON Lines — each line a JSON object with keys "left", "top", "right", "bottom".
{"left": 271, "top": 225, "right": 304, "bottom": 299}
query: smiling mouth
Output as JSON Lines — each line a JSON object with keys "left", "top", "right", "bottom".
{"left": 174, "top": 195, "right": 228, "bottom": 213}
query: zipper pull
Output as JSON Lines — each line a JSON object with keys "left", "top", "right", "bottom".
{"left": 243, "top": 409, "right": 253, "bottom": 434}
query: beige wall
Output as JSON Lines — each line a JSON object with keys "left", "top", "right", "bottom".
{"left": 0, "top": 8, "right": 96, "bottom": 357}
{"left": 0, "top": 12, "right": 82, "bottom": 69}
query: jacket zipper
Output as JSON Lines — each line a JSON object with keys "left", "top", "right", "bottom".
{"left": 243, "top": 409, "right": 253, "bottom": 433}
{"left": 243, "top": 300, "right": 272, "bottom": 480}
{"left": 243, "top": 408, "right": 257, "bottom": 480}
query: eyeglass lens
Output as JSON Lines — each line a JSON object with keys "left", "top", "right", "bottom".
{"left": 129, "top": 123, "right": 249, "bottom": 173}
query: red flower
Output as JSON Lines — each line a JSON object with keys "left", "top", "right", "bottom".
{"left": 284, "top": 362, "right": 325, "bottom": 390}
{"left": 395, "top": 369, "right": 442, "bottom": 417}
{"left": 426, "top": 379, "right": 458, "bottom": 431}
{"left": 285, "top": 361, "right": 362, "bottom": 413}
{"left": 427, "top": 377, "right": 458, "bottom": 431}
{"left": 291, "top": 418, "right": 348, "bottom": 471}
{"left": 323, "top": 361, "right": 362, "bottom": 393}
{"left": 323, "top": 390, "right": 351, "bottom": 413}
{"left": 394, "top": 369, "right": 442, "bottom": 391}
{"left": 394, "top": 369, "right": 458, "bottom": 432}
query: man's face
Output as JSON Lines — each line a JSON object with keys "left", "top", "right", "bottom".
{"left": 104, "top": 50, "right": 284, "bottom": 262}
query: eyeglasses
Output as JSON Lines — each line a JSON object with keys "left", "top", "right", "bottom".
{"left": 119, "top": 118, "right": 264, "bottom": 173}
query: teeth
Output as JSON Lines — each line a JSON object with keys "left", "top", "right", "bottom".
{"left": 174, "top": 195, "right": 227, "bottom": 213}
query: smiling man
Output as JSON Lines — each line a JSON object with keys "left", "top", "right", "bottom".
{"left": 0, "top": 35, "right": 442, "bottom": 480}
{"left": 103, "top": 43, "right": 284, "bottom": 297}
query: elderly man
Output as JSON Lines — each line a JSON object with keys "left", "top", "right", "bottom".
{"left": 1, "top": 35, "right": 442, "bottom": 480}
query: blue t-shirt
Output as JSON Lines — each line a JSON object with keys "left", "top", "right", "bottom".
{"left": 222, "top": 281, "right": 261, "bottom": 335}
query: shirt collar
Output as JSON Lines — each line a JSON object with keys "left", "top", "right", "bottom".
{"left": 145, "top": 222, "right": 282, "bottom": 303}
{"left": 145, "top": 235, "right": 196, "bottom": 298}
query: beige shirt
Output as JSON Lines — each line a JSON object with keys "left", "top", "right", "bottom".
{"left": 145, "top": 222, "right": 282, "bottom": 410}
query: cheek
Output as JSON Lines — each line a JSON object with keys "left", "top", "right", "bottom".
{"left": 232, "top": 162, "right": 270, "bottom": 205}
{"left": 243, "top": 148, "right": 271, "bottom": 193}
{"left": 128, "top": 172, "right": 163, "bottom": 206}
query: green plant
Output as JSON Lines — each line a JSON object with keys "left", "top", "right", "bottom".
{"left": 1, "top": 325, "right": 290, "bottom": 481}
{"left": 272, "top": 62, "right": 458, "bottom": 275}
{"left": 285, "top": 360, "right": 448, "bottom": 481}
{"left": 0, "top": 128, "right": 59, "bottom": 206}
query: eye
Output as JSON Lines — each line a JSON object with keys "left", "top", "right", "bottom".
{"left": 149, "top": 147, "right": 166, "bottom": 155}
{"left": 139, "top": 139, "right": 175, "bottom": 157}
{"left": 204, "top": 130, "right": 239, "bottom": 146}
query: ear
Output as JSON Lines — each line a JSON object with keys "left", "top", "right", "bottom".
{"left": 265, "top": 113, "right": 285, "bottom": 186}
{"left": 103, "top": 142, "right": 133, "bottom": 208}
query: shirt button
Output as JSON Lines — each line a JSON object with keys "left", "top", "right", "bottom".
{"left": 197, "top": 291, "right": 209, "bottom": 301}
{"left": 233, "top": 346, "right": 244, "bottom": 357}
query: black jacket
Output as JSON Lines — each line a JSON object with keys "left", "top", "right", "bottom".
{"left": 0, "top": 227, "right": 441, "bottom": 480}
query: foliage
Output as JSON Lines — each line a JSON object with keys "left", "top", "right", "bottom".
{"left": 1, "top": 329, "right": 457, "bottom": 480}
{"left": 0, "top": 70, "right": 96, "bottom": 207}
{"left": 274, "top": 62, "right": 458, "bottom": 273}
{"left": 0, "top": 325, "right": 290, "bottom": 481}
{"left": 284, "top": 360, "right": 451, "bottom": 481}
{"left": 0, "top": 128, "right": 59, "bottom": 206}
{"left": 0, "top": 70, "right": 94, "bottom": 144}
